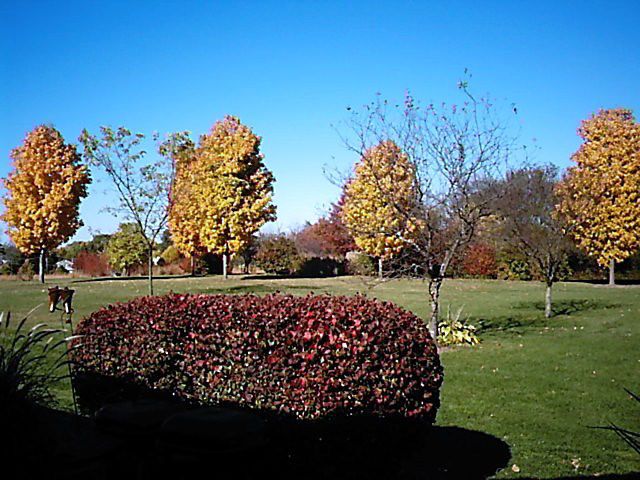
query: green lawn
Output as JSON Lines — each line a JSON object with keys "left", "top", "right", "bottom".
{"left": 1, "top": 275, "right": 638, "bottom": 478}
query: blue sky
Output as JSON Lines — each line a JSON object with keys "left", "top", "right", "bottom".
{"left": 1, "top": 0, "right": 639, "bottom": 243}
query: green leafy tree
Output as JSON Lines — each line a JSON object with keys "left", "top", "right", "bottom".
{"left": 255, "top": 235, "right": 301, "bottom": 275}
{"left": 79, "top": 127, "right": 175, "bottom": 294}
{"left": 106, "top": 223, "right": 148, "bottom": 276}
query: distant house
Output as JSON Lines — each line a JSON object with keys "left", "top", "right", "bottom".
{"left": 55, "top": 259, "right": 74, "bottom": 273}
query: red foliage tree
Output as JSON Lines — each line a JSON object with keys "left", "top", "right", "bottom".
{"left": 462, "top": 243, "right": 498, "bottom": 278}
{"left": 296, "top": 195, "right": 356, "bottom": 258}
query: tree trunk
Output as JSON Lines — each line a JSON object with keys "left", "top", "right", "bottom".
{"left": 609, "top": 259, "right": 615, "bottom": 286}
{"left": 544, "top": 282, "right": 553, "bottom": 318}
{"left": 148, "top": 246, "right": 154, "bottom": 295}
{"left": 378, "top": 258, "right": 383, "bottom": 279}
{"left": 38, "top": 248, "right": 46, "bottom": 283}
{"left": 190, "top": 256, "right": 195, "bottom": 276}
{"left": 222, "top": 253, "right": 228, "bottom": 280}
{"left": 428, "top": 277, "right": 442, "bottom": 341}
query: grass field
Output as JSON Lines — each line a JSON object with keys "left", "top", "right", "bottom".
{"left": 1, "top": 275, "right": 638, "bottom": 478}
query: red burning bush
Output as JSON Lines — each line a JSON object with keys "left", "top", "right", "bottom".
{"left": 72, "top": 293, "right": 443, "bottom": 421}
{"left": 73, "top": 251, "right": 111, "bottom": 277}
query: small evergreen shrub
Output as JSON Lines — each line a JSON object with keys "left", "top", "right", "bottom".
{"left": 346, "top": 252, "right": 375, "bottom": 276}
{"left": 72, "top": 293, "right": 443, "bottom": 421}
{"left": 255, "top": 236, "right": 301, "bottom": 275}
{"left": 497, "top": 258, "right": 532, "bottom": 281}
{"left": 296, "top": 257, "right": 345, "bottom": 277}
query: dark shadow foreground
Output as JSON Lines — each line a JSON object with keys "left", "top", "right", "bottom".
{"left": 7, "top": 403, "right": 510, "bottom": 480}
{"left": 6, "top": 402, "right": 638, "bottom": 480}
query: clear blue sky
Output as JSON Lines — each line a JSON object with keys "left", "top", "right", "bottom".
{"left": 1, "top": 0, "right": 639, "bottom": 243}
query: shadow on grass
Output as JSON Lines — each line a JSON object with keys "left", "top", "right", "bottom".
{"left": 11, "top": 405, "right": 511, "bottom": 480}
{"left": 9, "top": 403, "right": 638, "bottom": 480}
{"left": 200, "top": 284, "right": 280, "bottom": 294}
{"left": 242, "top": 274, "right": 347, "bottom": 281}
{"left": 513, "top": 299, "right": 621, "bottom": 316}
{"left": 473, "top": 314, "right": 546, "bottom": 336}
{"left": 14, "top": 372, "right": 509, "bottom": 479}
{"left": 565, "top": 278, "right": 640, "bottom": 286}
{"left": 519, "top": 476, "right": 639, "bottom": 479}
{"left": 71, "top": 274, "right": 200, "bottom": 283}
{"left": 474, "top": 299, "right": 622, "bottom": 336}
{"left": 200, "top": 284, "right": 334, "bottom": 295}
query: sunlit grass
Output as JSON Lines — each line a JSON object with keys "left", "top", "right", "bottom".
{"left": 1, "top": 275, "right": 638, "bottom": 478}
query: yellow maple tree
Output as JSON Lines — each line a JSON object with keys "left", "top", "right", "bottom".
{"left": 165, "top": 134, "right": 206, "bottom": 266}
{"left": 341, "top": 140, "right": 420, "bottom": 276}
{"left": 2, "top": 125, "right": 91, "bottom": 282}
{"left": 172, "top": 116, "right": 276, "bottom": 278}
{"left": 557, "top": 108, "right": 640, "bottom": 284}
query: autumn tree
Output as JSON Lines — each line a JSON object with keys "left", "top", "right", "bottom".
{"left": 297, "top": 194, "right": 356, "bottom": 258}
{"left": 106, "top": 222, "right": 148, "bottom": 276}
{"left": 2, "top": 125, "right": 91, "bottom": 283}
{"left": 342, "top": 140, "right": 420, "bottom": 278}
{"left": 557, "top": 108, "right": 640, "bottom": 285}
{"left": 189, "top": 116, "right": 276, "bottom": 278}
{"left": 79, "top": 127, "right": 175, "bottom": 294}
{"left": 340, "top": 83, "right": 518, "bottom": 339}
{"left": 160, "top": 132, "right": 204, "bottom": 275}
{"left": 496, "top": 166, "right": 572, "bottom": 317}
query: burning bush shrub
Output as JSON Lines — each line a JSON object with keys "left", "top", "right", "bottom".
{"left": 74, "top": 251, "right": 111, "bottom": 277}
{"left": 72, "top": 293, "right": 443, "bottom": 421}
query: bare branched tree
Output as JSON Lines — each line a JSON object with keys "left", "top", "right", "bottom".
{"left": 339, "top": 80, "right": 521, "bottom": 339}
{"left": 79, "top": 127, "right": 176, "bottom": 295}
{"left": 495, "top": 165, "right": 572, "bottom": 318}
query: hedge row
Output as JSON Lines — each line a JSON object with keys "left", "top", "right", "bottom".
{"left": 72, "top": 293, "right": 443, "bottom": 421}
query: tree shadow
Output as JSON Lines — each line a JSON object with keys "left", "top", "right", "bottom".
{"left": 241, "top": 271, "right": 349, "bottom": 280}
{"left": 474, "top": 299, "right": 622, "bottom": 335}
{"left": 71, "top": 274, "right": 198, "bottom": 283}
{"left": 473, "top": 313, "right": 550, "bottom": 336}
{"left": 514, "top": 299, "right": 621, "bottom": 316}
{"left": 565, "top": 278, "right": 640, "bottom": 286}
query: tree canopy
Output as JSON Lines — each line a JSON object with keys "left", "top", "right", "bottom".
{"left": 106, "top": 223, "right": 148, "bottom": 276}
{"left": 557, "top": 108, "right": 640, "bottom": 284}
{"left": 341, "top": 140, "right": 420, "bottom": 263}
{"left": 167, "top": 116, "right": 277, "bottom": 278}
{"left": 2, "top": 125, "right": 91, "bottom": 282}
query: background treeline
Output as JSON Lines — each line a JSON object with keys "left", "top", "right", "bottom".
{"left": 4, "top": 211, "right": 636, "bottom": 281}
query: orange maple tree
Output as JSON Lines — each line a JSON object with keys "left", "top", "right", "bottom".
{"left": 2, "top": 125, "right": 91, "bottom": 282}
{"left": 557, "top": 108, "right": 640, "bottom": 284}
